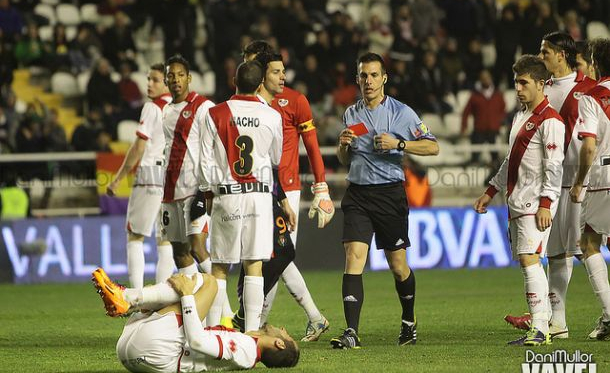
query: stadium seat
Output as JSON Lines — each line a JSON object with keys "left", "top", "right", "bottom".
{"left": 76, "top": 71, "right": 91, "bottom": 95}
{"left": 346, "top": 3, "right": 364, "bottom": 23}
{"left": 587, "top": 21, "right": 610, "bottom": 39}
{"left": 34, "top": 4, "right": 56, "bottom": 26}
{"left": 201, "top": 71, "right": 216, "bottom": 97}
{"left": 38, "top": 25, "right": 53, "bottom": 42}
{"left": 51, "top": 72, "right": 79, "bottom": 98}
{"left": 117, "top": 120, "right": 139, "bottom": 143}
{"left": 326, "top": 1, "right": 345, "bottom": 14}
{"left": 66, "top": 26, "right": 77, "bottom": 42}
{"left": 80, "top": 4, "right": 100, "bottom": 24}
{"left": 130, "top": 71, "right": 148, "bottom": 97}
{"left": 443, "top": 113, "right": 462, "bottom": 137}
{"left": 56, "top": 4, "right": 81, "bottom": 26}
{"left": 190, "top": 71, "right": 205, "bottom": 95}
{"left": 503, "top": 89, "right": 517, "bottom": 113}
{"left": 481, "top": 43, "right": 496, "bottom": 67}
{"left": 41, "top": 0, "right": 59, "bottom": 4}
{"left": 370, "top": 3, "right": 391, "bottom": 24}
{"left": 455, "top": 90, "right": 471, "bottom": 114}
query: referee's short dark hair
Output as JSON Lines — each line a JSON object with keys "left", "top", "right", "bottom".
{"left": 357, "top": 52, "right": 386, "bottom": 73}
{"left": 254, "top": 52, "right": 283, "bottom": 73}
{"left": 243, "top": 40, "right": 274, "bottom": 59}
{"left": 165, "top": 54, "right": 190, "bottom": 75}
{"left": 513, "top": 54, "right": 551, "bottom": 82}
{"left": 590, "top": 38, "right": 610, "bottom": 77}
{"left": 235, "top": 61, "right": 264, "bottom": 94}
{"left": 542, "top": 31, "right": 577, "bottom": 69}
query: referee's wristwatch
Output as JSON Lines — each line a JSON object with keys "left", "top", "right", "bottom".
{"left": 397, "top": 139, "right": 407, "bottom": 151}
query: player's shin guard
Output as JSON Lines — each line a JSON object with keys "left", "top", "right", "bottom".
{"left": 343, "top": 274, "right": 364, "bottom": 333}
{"left": 523, "top": 263, "right": 549, "bottom": 333}
{"left": 282, "top": 262, "right": 322, "bottom": 322}
{"left": 547, "top": 256, "right": 573, "bottom": 328}
{"left": 584, "top": 253, "right": 610, "bottom": 321}
{"left": 155, "top": 243, "right": 175, "bottom": 284}
{"left": 127, "top": 241, "right": 145, "bottom": 289}
{"left": 395, "top": 270, "right": 415, "bottom": 323}
{"left": 206, "top": 278, "right": 226, "bottom": 327}
{"left": 244, "top": 276, "right": 264, "bottom": 332}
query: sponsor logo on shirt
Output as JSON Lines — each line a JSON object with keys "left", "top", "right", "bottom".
{"left": 278, "top": 99, "right": 289, "bottom": 107}
{"left": 182, "top": 110, "right": 192, "bottom": 119}
{"left": 573, "top": 91, "right": 584, "bottom": 100}
{"left": 546, "top": 142, "right": 558, "bottom": 151}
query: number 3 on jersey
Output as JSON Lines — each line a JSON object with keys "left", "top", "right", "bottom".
{"left": 233, "top": 135, "right": 254, "bottom": 176}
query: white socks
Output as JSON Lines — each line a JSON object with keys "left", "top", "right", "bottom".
{"left": 207, "top": 278, "right": 227, "bottom": 327}
{"left": 197, "top": 258, "right": 212, "bottom": 274}
{"left": 127, "top": 241, "right": 145, "bottom": 289}
{"left": 547, "top": 257, "right": 573, "bottom": 328}
{"left": 522, "top": 263, "right": 549, "bottom": 333}
{"left": 155, "top": 243, "right": 175, "bottom": 284}
{"left": 179, "top": 262, "right": 199, "bottom": 276}
{"left": 584, "top": 253, "right": 610, "bottom": 321}
{"left": 124, "top": 272, "right": 204, "bottom": 310}
{"left": 282, "top": 262, "right": 322, "bottom": 322}
{"left": 244, "top": 276, "right": 264, "bottom": 332}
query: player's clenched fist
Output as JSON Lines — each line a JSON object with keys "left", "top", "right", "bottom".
{"left": 309, "top": 182, "right": 335, "bottom": 228}
{"left": 473, "top": 193, "right": 492, "bottom": 214}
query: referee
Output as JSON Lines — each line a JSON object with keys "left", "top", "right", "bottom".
{"left": 331, "top": 52, "right": 439, "bottom": 349}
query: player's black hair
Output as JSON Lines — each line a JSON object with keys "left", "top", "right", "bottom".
{"left": 512, "top": 54, "right": 551, "bottom": 82}
{"left": 242, "top": 40, "right": 274, "bottom": 59}
{"left": 575, "top": 40, "right": 592, "bottom": 65}
{"left": 260, "top": 338, "right": 300, "bottom": 368}
{"left": 235, "top": 61, "right": 264, "bottom": 94}
{"left": 590, "top": 38, "right": 610, "bottom": 77}
{"left": 165, "top": 54, "right": 190, "bottom": 75}
{"left": 150, "top": 63, "right": 165, "bottom": 74}
{"left": 357, "top": 52, "right": 386, "bottom": 74}
{"left": 254, "top": 52, "right": 283, "bottom": 73}
{"left": 542, "top": 31, "right": 578, "bottom": 69}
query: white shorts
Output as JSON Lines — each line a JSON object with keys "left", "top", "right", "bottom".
{"left": 209, "top": 192, "right": 273, "bottom": 263}
{"left": 160, "top": 196, "right": 208, "bottom": 243}
{"left": 285, "top": 190, "right": 301, "bottom": 245}
{"left": 126, "top": 186, "right": 163, "bottom": 237}
{"left": 546, "top": 188, "right": 583, "bottom": 257}
{"left": 509, "top": 215, "right": 552, "bottom": 260}
{"left": 581, "top": 190, "right": 610, "bottom": 236}
{"left": 116, "top": 311, "right": 184, "bottom": 373}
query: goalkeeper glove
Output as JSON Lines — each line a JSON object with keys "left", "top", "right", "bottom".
{"left": 308, "top": 182, "right": 335, "bottom": 228}
{"left": 189, "top": 190, "right": 207, "bottom": 221}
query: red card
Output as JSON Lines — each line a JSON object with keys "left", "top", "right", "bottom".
{"left": 348, "top": 122, "right": 369, "bottom": 136}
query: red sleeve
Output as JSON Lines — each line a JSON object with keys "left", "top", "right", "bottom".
{"left": 485, "top": 185, "right": 498, "bottom": 198}
{"left": 539, "top": 197, "right": 552, "bottom": 209}
{"left": 294, "top": 94, "right": 313, "bottom": 130}
{"left": 301, "top": 130, "right": 326, "bottom": 183}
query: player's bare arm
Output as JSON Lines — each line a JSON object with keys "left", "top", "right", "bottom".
{"left": 107, "top": 138, "right": 146, "bottom": 196}
{"left": 280, "top": 198, "right": 297, "bottom": 232}
{"left": 570, "top": 136, "right": 596, "bottom": 203}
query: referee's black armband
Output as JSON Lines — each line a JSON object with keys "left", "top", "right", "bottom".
{"left": 272, "top": 167, "right": 287, "bottom": 201}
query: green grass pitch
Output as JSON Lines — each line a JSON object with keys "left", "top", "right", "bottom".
{"left": 0, "top": 267, "right": 608, "bottom": 372}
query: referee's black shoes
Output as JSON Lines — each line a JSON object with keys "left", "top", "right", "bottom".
{"left": 330, "top": 328, "right": 361, "bottom": 349}
{"left": 398, "top": 320, "right": 417, "bottom": 346}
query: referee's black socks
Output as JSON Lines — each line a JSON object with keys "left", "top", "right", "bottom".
{"left": 342, "top": 273, "right": 364, "bottom": 333}
{"left": 395, "top": 270, "right": 415, "bottom": 323}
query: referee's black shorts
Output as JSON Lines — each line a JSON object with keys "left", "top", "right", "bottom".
{"left": 341, "top": 181, "right": 410, "bottom": 251}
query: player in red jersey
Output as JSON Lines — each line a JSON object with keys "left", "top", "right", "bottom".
{"left": 242, "top": 41, "right": 333, "bottom": 341}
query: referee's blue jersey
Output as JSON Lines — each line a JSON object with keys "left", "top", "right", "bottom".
{"left": 342, "top": 95, "right": 436, "bottom": 185}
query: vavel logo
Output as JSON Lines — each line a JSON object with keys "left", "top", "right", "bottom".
{"left": 522, "top": 350, "right": 596, "bottom": 373}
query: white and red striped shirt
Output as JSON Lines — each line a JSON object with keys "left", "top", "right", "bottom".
{"left": 577, "top": 78, "right": 610, "bottom": 191}
{"left": 199, "top": 95, "right": 282, "bottom": 194}
{"left": 545, "top": 71, "right": 597, "bottom": 187}
{"left": 487, "top": 98, "right": 565, "bottom": 217}
{"left": 162, "top": 92, "right": 215, "bottom": 202}
{"left": 137, "top": 94, "right": 172, "bottom": 169}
